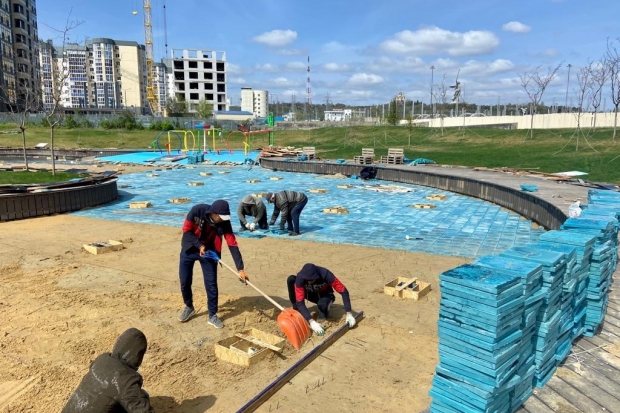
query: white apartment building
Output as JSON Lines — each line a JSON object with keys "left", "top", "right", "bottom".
{"left": 154, "top": 62, "right": 167, "bottom": 113}
{"left": 39, "top": 38, "right": 149, "bottom": 113}
{"left": 240, "top": 87, "right": 269, "bottom": 118}
{"left": 324, "top": 109, "right": 352, "bottom": 121}
{"left": 163, "top": 48, "right": 227, "bottom": 113}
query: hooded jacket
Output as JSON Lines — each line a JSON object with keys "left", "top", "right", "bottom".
{"left": 269, "top": 190, "right": 307, "bottom": 228}
{"left": 181, "top": 203, "right": 244, "bottom": 270}
{"left": 62, "top": 328, "right": 153, "bottom": 413}
{"left": 294, "top": 263, "right": 352, "bottom": 321}
{"left": 237, "top": 195, "right": 267, "bottom": 225}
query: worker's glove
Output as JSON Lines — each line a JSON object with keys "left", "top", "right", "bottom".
{"left": 245, "top": 223, "right": 252, "bottom": 230}
{"left": 345, "top": 312, "right": 356, "bottom": 328}
{"left": 238, "top": 270, "right": 249, "bottom": 284}
{"left": 309, "top": 320, "right": 325, "bottom": 336}
{"left": 249, "top": 222, "right": 256, "bottom": 231}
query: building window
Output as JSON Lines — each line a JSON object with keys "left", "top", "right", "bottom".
{"left": 203, "top": 62, "right": 212, "bottom": 69}
{"left": 188, "top": 61, "right": 197, "bottom": 69}
{"left": 189, "top": 72, "right": 198, "bottom": 79}
{"left": 190, "top": 93, "right": 199, "bottom": 100}
{"left": 204, "top": 72, "right": 212, "bottom": 80}
{"left": 216, "top": 62, "right": 224, "bottom": 72}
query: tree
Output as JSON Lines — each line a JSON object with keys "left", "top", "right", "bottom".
{"left": 166, "top": 96, "right": 188, "bottom": 117}
{"left": 41, "top": 12, "right": 83, "bottom": 175}
{"left": 195, "top": 99, "right": 213, "bottom": 119}
{"left": 588, "top": 59, "right": 608, "bottom": 130}
{"left": 606, "top": 38, "right": 620, "bottom": 140}
{"left": 0, "top": 83, "right": 41, "bottom": 171}
{"left": 518, "top": 63, "right": 563, "bottom": 139}
{"left": 386, "top": 98, "right": 399, "bottom": 126}
{"left": 433, "top": 75, "right": 450, "bottom": 136}
{"left": 574, "top": 65, "right": 592, "bottom": 150}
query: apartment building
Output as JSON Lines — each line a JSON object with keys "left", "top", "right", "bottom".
{"left": 240, "top": 87, "right": 269, "bottom": 118}
{"left": 163, "top": 48, "right": 227, "bottom": 113}
{"left": 39, "top": 38, "right": 149, "bottom": 113}
{"left": 154, "top": 61, "right": 167, "bottom": 113}
{"left": 0, "top": 0, "right": 39, "bottom": 110}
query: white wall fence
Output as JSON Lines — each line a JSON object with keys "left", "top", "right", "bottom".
{"left": 411, "top": 112, "right": 619, "bottom": 129}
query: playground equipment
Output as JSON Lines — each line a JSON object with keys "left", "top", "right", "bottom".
{"left": 152, "top": 130, "right": 196, "bottom": 154}
{"left": 195, "top": 123, "right": 224, "bottom": 154}
{"left": 226, "top": 128, "right": 274, "bottom": 156}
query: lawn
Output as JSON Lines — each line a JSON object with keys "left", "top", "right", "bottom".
{"left": 2, "top": 124, "right": 620, "bottom": 183}
{"left": 0, "top": 171, "right": 85, "bottom": 185}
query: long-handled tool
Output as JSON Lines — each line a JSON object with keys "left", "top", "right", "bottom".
{"left": 202, "top": 251, "right": 312, "bottom": 350}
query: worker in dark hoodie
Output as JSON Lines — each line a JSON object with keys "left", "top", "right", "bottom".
{"left": 237, "top": 194, "right": 268, "bottom": 232}
{"left": 178, "top": 199, "right": 249, "bottom": 328}
{"left": 287, "top": 263, "right": 356, "bottom": 336}
{"left": 62, "top": 328, "right": 153, "bottom": 413}
{"left": 266, "top": 190, "right": 308, "bottom": 236}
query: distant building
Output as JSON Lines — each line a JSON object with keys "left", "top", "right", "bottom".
{"left": 214, "top": 110, "right": 253, "bottom": 122}
{"left": 324, "top": 109, "right": 352, "bottom": 121}
{"left": 240, "top": 87, "right": 269, "bottom": 118}
{"left": 163, "top": 48, "right": 227, "bottom": 114}
{"left": 39, "top": 38, "right": 148, "bottom": 113}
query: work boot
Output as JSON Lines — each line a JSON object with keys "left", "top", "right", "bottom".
{"left": 317, "top": 312, "right": 327, "bottom": 322}
{"left": 208, "top": 314, "right": 224, "bottom": 329}
{"left": 179, "top": 306, "right": 195, "bottom": 323}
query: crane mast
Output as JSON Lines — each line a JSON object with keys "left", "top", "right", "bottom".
{"left": 143, "top": 0, "right": 159, "bottom": 115}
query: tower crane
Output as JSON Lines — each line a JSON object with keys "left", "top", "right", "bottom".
{"left": 133, "top": 0, "right": 160, "bottom": 116}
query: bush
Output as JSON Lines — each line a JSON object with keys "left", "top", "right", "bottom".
{"left": 149, "top": 120, "right": 175, "bottom": 131}
{"left": 64, "top": 114, "right": 79, "bottom": 129}
{"left": 80, "top": 119, "right": 93, "bottom": 128}
{"left": 98, "top": 111, "right": 144, "bottom": 130}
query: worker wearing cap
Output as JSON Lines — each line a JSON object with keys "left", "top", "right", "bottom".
{"left": 266, "top": 190, "right": 308, "bottom": 236}
{"left": 178, "top": 199, "right": 249, "bottom": 328}
{"left": 287, "top": 263, "right": 356, "bottom": 336}
{"left": 237, "top": 194, "right": 269, "bottom": 232}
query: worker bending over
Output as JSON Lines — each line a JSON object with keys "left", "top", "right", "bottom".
{"left": 287, "top": 263, "right": 356, "bottom": 336}
{"left": 237, "top": 194, "right": 268, "bottom": 232}
{"left": 266, "top": 190, "right": 308, "bottom": 236}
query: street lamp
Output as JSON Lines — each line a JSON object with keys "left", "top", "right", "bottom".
{"left": 430, "top": 66, "right": 435, "bottom": 117}
{"left": 565, "top": 64, "right": 572, "bottom": 111}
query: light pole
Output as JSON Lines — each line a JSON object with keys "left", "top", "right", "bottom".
{"left": 565, "top": 63, "right": 572, "bottom": 111}
{"left": 430, "top": 66, "right": 435, "bottom": 117}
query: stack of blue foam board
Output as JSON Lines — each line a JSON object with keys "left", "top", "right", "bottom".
{"left": 536, "top": 230, "right": 596, "bottom": 341}
{"left": 473, "top": 255, "right": 543, "bottom": 411}
{"left": 430, "top": 264, "right": 524, "bottom": 413}
{"left": 561, "top": 216, "right": 617, "bottom": 336}
{"left": 498, "top": 245, "right": 566, "bottom": 388}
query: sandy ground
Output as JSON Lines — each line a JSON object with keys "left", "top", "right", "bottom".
{"left": 0, "top": 215, "right": 468, "bottom": 413}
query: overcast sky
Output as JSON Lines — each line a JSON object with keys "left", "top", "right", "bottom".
{"left": 38, "top": 0, "right": 618, "bottom": 107}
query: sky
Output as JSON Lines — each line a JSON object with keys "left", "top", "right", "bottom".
{"left": 37, "top": 0, "right": 619, "bottom": 107}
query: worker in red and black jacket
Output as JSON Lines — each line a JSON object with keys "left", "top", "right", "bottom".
{"left": 178, "top": 199, "right": 249, "bottom": 329}
{"left": 287, "top": 263, "right": 356, "bottom": 336}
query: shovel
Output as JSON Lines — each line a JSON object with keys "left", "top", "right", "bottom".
{"left": 202, "top": 251, "right": 312, "bottom": 350}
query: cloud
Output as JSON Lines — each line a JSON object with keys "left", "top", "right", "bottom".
{"left": 502, "top": 21, "right": 531, "bottom": 33}
{"left": 252, "top": 29, "right": 298, "bottom": 47}
{"left": 380, "top": 26, "right": 499, "bottom": 56}
{"left": 264, "top": 77, "right": 302, "bottom": 88}
{"left": 227, "top": 63, "right": 242, "bottom": 74}
{"left": 277, "top": 48, "right": 302, "bottom": 55}
{"left": 228, "top": 77, "right": 247, "bottom": 85}
{"left": 348, "top": 73, "right": 384, "bottom": 85}
{"left": 284, "top": 61, "right": 307, "bottom": 71}
{"left": 321, "top": 41, "right": 348, "bottom": 53}
{"left": 255, "top": 63, "right": 279, "bottom": 72}
{"left": 324, "top": 62, "right": 351, "bottom": 72}
{"left": 367, "top": 57, "right": 513, "bottom": 76}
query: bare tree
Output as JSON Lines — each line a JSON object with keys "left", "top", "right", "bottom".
{"left": 588, "top": 59, "right": 608, "bottom": 130}
{"left": 432, "top": 75, "right": 450, "bottom": 136}
{"left": 518, "top": 63, "right": 563, "bottom": 139}
{"left": 574, "top": 65, "right": 592, "bottom": 150}
{"left": 606, "top": 38, "right": 620, "bottom": 140}
{"left": 0, "top": 83, "right": 41, "bottom": 171}
{"left": 40, "top": 12, "right": 83, "bottom": 175}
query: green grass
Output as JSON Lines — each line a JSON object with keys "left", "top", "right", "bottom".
{"left": 0, "top": 171, "right": 84, "bottom": 185}
{"left": 2, "top": 125, "right": 620, "bottom": 183}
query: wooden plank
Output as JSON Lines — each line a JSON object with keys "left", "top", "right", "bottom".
{"left": 394, "top": 278, "right": 416, "bottom": 292}
{"left": 603, "top": 313, "right": 620, "bottom": 329}
{"left": 532, "top": 383, "right": 583, "bottom": 413}
{"left": 555, "top": 367, "right": 620, "bottom": 412}
{"left": 602, "top": 320, "right": 620, "bottom": 338}
{"left": 234, "top": 333, "right": 282, "bottom": 352}
{"left": 235, "top": 311, "right": 364, "bottom": 413}
{"left": 562, "top": 359, "right": 620, "bottom": 402}
{"left": 520, "top": 394, "right": 555, "bottom": 413}
{"left": 546, "top": 375, "right": 606, "bottom": 412}
{"left": 569, "top": 344, "right": 620, "bottom": 385}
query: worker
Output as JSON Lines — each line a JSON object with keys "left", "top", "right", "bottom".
{"left": 178, "top": 199, "right": 249, "bottom": 328}
{"left": 62, "top": 328, "right": 153, "bottom": 413}
{"left": 266, "top": 190, "right": 308, "bottom": 236}
{"left": 237, "top": 194, "right": 269, "bottom": 232}
{"left": 287, "top": 263, "right": 356, "bottom": 336}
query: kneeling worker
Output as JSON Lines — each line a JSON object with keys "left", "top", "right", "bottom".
{"left": 237, "top": 194, "right": 269, "bottom": 231}
{"left": 62, "top": 328, "right": 153, "bottom": 413}
{"left": 287, "top": 263, "right": 356, "bottom": 336}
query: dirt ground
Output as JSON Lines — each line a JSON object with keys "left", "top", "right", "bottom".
{"left": 0, "top": 215, "right": 468, "bottom": 413}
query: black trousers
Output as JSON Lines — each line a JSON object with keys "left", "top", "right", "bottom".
{"left": 287, "top": 275, "right": 335, "bottom": 315}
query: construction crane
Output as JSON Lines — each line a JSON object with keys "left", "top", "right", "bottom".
{"left": 133, "top": 0, "right": 160, "bottom": 116}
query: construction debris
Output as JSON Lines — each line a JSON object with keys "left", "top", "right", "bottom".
{"left": 427, "top": 194, "right": 447, "bottom": 201}
{"left": 384, "top": 277, "right": 431, "bottom": 300}
{"left": 410, "top": 203, "right": 436, "bottom": 209}
{"left": 362, "top": 184, "right": 412, "bottom": 193}
{"left": 169, "top": 197, "right": 191, "bottom": 204}
{"left": 83, "top": 240, "right": 124, "bottom": 255}
{"left": 246, "top": 179, "right": 261, "bottom": 183}
{"left": 309, "top": 188, "right": 328, "bottom": 193}
{"left": 187, "top": 182, "right": 205, "bottom": 186}
{"left": 129, "top": 201, "right": 153, "bottom": 209}
{"left": 323, "top": 206, "right": 349, "bottom": 214}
